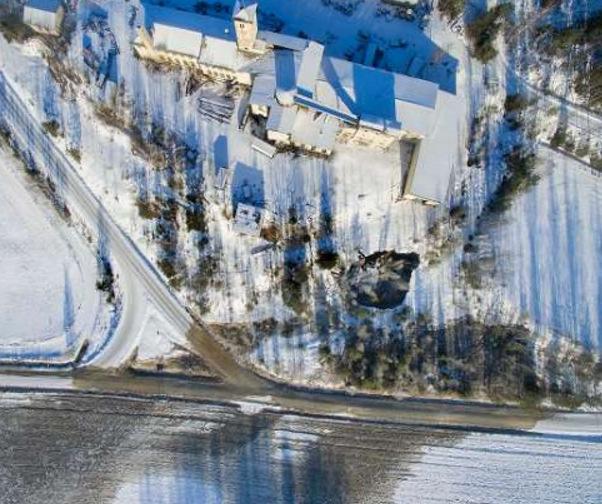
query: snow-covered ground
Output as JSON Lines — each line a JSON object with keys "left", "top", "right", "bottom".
{"left": 0, "top": 0, "right": 599, "bottom": 386}
{"left": 408, "top": 146, "right": 602, "bottom": 345}
{"left": 532, "top": 412, "right": 602, "bottom": 436}
{"left": 0, "top": 144, "right": 111, "bottom": 362}
{"left": 2, "top": 388, "right": 599, "bottom": 504}
{"left": 393, "top": 429, "right": 602, "bottom": 503}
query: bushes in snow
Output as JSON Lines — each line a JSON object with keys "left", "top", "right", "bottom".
{"left": 185, "top": 205, "right": 207, "bottom": 233}
{"left": 136, "top": 198, "right": 160, "bottom": 220}
{"left": 466, "top": 3, "right": 512, "bottom": 63}
{"left": 0, "top": 13, "right": 34, "bottom": 44}
{"left": 281, "top": 261, "right": 310, "bottom": 316}
{"left": 542, "top": 13, "right": 602, "bottom": 56}
{"left": 575, "top": 65, "right": 602, "bottom": 110}
{"left": 328, "top": 317, "right": 537, "bottom": 397}
{"left": 590, "top": 152, "right": 602, "bottom": 172}
{"left": 437, "top": 0, "right": 465, "bottom": 21}
{"left": 42, "top": 120, "right": 61, "bottom": 138}
{"left": 549, "top": 126, "right": 575, "bottom": 152}
{"left": 460, "top": 259, "right": 483, "bottom": 289}
{"left": 316, "top": 250, "right": 339, "bottom": 269}
{"left": 67, "top": 148, "right": 81, "bottom": 163}
{"left": 324, "top": 316, "right": 601, "bottom": 406}
{"left": 534, "top": 13, "right": 602, "bottom": 109}
{"left": 487, "top": 148, "right": 539, "bottom": 213}
{"left": 96, "top": 257, "right": 115, "bottom": 304}
{"left": 504, "top": 93, "right": 529, "bottom": 114}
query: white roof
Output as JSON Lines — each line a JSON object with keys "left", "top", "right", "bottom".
{"left": 249, "top": 74, "right": 276, "bottom": 107}
{"left": 404, "top": 91, "right": 458, "bottom": 204}
{"left": 146, "top": 5, "right": 253, "bottom": 71}
{"left": 297, "top": 41, "right": 324, "bottom": 97}
{"left": 233, "top": 1, "right": 258, "bottom": 22}
{"left": 152, "top": 23, "right": 203, "bottom": 58}
{"left": 251, "top": 138, "right": 277, "bottom": 158}
{"left": 393, "top": 72, "right": 439, "bottom": 109}
{"left": 259, "top": 30, "right": 308, "bottom": 51}
{"left": 274, "top": 49, "right": 297, "bottom": 105}
{"left": 319, "top": 57, "right": 439, "bottom": 136}
{"left": 214, "top": 167, "right": 230, "bottom": 190}
{"left": 394, "top": 99, "right": 437, "bottom": 137}
{"left": 314, "top": 80, "right": 356, "bottom": 119}
{"left": 244, "top": 24, "right": 442, "bottom": 138}
{"left": 290, "top": 108, "right": 338, "bottom": 152}
{"left": 266, "top": 104, "right": 296, "bottom": 135}
{"left": 23, "top": 0, "right": 61, "bottom": 31}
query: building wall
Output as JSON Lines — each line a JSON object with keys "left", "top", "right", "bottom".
{"left": 337, "top": 123, "right": 424, "bottom": 150}
{"left": 250, "top": 103, "right": 269, "bottom": 118}
{"left": 234, "top": 19, "right": 257, "bottom": 52}
{"left": 266, "top": 128, "right": 332, "bottom": 156}
{"left": 337, "top": 124, "right": 397, "bottom": 149}
{"left": 266, "top": 129, "right": 290, "bottom": 145}
{"left": 23, "top": 5, "right": 64, "bottom": 36}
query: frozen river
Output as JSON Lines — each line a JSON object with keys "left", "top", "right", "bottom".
{"left": 0, "top": 391, "right": 600, "bottom": 504}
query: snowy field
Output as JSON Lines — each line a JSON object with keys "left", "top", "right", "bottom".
{"left": 0, "top": 145, "right": 110, "bottom": 361}
{"left": 393, "top": 429, "right": 602, "bottom": 503}
{"left": 408, "top": 147, "right": 602, "bottom": 348}
{"left": 1, "top": 391, "right": 600, "bottom": 504}
{"left": 491, "top": 149, "right": 602, "bottom": 346}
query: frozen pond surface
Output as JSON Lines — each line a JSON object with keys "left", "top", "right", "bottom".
{"left": 0, "top": 392, "right": 600, "bottom": 504}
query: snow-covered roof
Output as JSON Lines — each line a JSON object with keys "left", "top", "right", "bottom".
{"left": 290, "top": 108, "right": 339, "bottom": 152}
{"left": 246, "top": 43, "right": 439, "bottom": 137}
{"left": 251, "top": 138, "right": 277, "bottom": 158}
{"left": 393, "top": 72, "right": 439, "bottom": 109}
{"left": 23, "top": 0, "right": 61, "bottom": 32}
{"left": 318, "top": 57, "right": 439, "bottom": 137}
{"left": 259, "top": 30, "right": 308, "bottom": 52}
{"left": 233, "top": 1, "right": 258, "bottom": 22}
{"left": 266, "top": 104, "right": 296, "bottom": 135}
{"left": 294, "top": 93, "right": 357, "bottom": 124}
{"left": 146, "top": 5, "right": 253, "bottom": 71}
{"left": 249, "top": 74, "right": 276, "bottom": 107}
{"left": 403, "top": 91, "right": 458, "bottom": 204}
{"left": 274, "top": 49, "right": 297, "bottom": 105}
{"left": 152, "top": 23, "right": 203, "bottom": 58}
{"left": 296, "top": 41, "right": 324, "bottom": 98}
{"left": 394, "top": 99, "right": 437, "bottom": 137}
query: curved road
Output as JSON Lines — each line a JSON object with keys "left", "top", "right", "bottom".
{"left": 0, "top": 67, "right": 598, "bottom": 435}
{"left": 0, "top": 71, "right": 262, "bottom": 387}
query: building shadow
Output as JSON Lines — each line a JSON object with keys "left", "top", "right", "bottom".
{"left": 230, "top": 162, "right": 265, "bottom": 208}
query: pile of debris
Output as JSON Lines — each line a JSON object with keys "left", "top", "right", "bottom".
{"left": 196, "top": 81, "right": 240, "bottom": 123}
{"left": 346, "top": 250, "right": 420, "bottom": 309}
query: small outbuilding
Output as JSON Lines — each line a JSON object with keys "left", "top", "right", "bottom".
{"left": 22, "top": 0, "right": 64, "bottom": 36}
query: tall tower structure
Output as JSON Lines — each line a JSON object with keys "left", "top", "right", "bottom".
{"left": 233, "top": 1, "right": 258, "bottom": 52}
